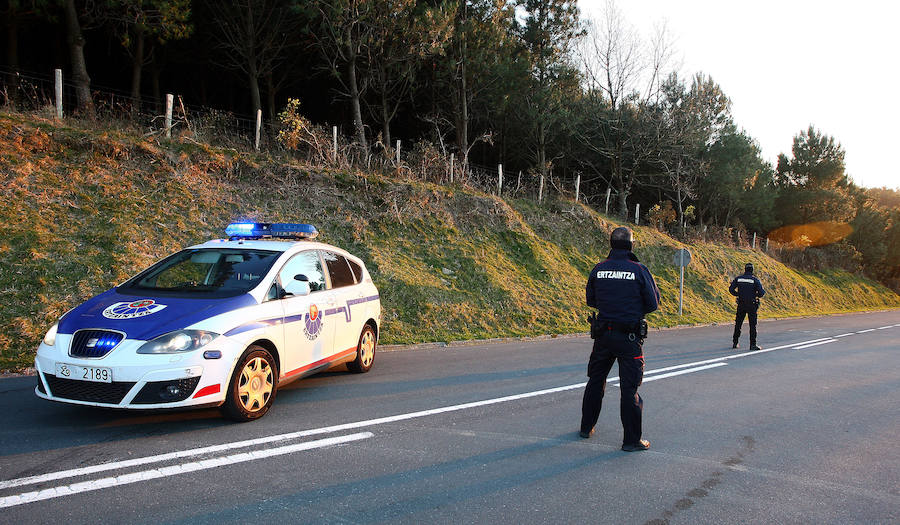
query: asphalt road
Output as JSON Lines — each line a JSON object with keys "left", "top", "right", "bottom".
{"left": 0, "top": 311, "right": 898, "bottom": 524}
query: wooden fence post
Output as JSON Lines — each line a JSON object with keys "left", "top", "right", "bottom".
{"left": 635, "top": 203, "right": 640, "bottom": 225}
{"left": 538, "top": 175, "right": 544, "bottom": 203}
{"left": 396, "top": 140, "right": 401, "bottom": 166}
{"left": 449, "top": 153, "right": 454, "bottom": 184}
{"left": 332, "top": 126, "right": 338, "bottom": 159}
{"left": 165, "top": 94, "right": 174, "bottom": 138}
{"left": 254, "top": 109, "right": 262, "bottom": 151}
{"left": 574, "top": 174, "right": 581, "bottom": 203}
{"left": 497, "top": 164, "right": 503, "bottom": 196}
{"left": 752, "top": 232, "right": 757, "bottom": 249}
{"left": 54, "top": 69, "right": 63, "bottom": 120}
{"left": 604, "top": 187, "right": 611, "bottom": 214}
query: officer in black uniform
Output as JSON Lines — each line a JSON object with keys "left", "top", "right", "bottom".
{"left": 729, "top": 262, "right": 766, "bottom": 350}
{"left": 581, "top": 227, "right": 660, "bottom": 451}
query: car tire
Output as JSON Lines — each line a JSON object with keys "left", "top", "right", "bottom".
{"left": 221, "top": 345, "right": 278, "bottom": 422}
{"left": 347, "top": 324, "right": 376, "bottom": 373}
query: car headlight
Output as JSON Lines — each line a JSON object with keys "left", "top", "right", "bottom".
{"left": 136, "top": 330, "right": 219, "bottom": 354}
{"left": 43, "top": 323, "right": 59, "bottom": 346}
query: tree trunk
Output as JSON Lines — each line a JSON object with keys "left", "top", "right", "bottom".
{"left": 63, "top": 0, "right": 94, "bottom": 116}
{"left": 6, "top": 6, "right": 19, "bottom": 107}
{"left": 381, "top": 85, "right": 391, "bottom": 149}
{"left": 538, "top": 119, "right": 547, "bottom": 179}
{"left": 265, "top": 72, "right": 276, "bottom": 121}
{"left": 614, "top": 158, "right": 629, "bottom": 219}
{"left": 455, "top": 0, "right": 469, "bottom": 170}
{"left": 130, "top": 25, "right": 145, "bottom": 112}
{"left": 346, "top": 38, "right": 367, "bottom": 149}
{"left": 249, "top": 70, "right": 261, "bottom": 116}
{"left": 245, "top": 3, "right": 261, "bottom": 116}
{"left": 150, "top": 52, "right": 161, "bottom": 111}
{"left": 617, "top": 188, "right": 629, "bottom": 219}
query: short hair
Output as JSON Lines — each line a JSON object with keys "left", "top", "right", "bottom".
{"left": 610, "top": 227, "right": 633, "bottom": 244}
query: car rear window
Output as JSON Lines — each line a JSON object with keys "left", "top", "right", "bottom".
{"left": 323, "top": 251, "right": 356, "bottom": 288}
{"left": 347, "top": 259, "right": 363, "bottom": 283}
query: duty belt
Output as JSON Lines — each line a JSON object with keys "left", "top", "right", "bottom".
{"left": 599, "top": 320, "right": 641, "bottom": 333}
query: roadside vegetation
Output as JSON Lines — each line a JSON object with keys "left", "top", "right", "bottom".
{"left": 2, "top": 112, "right": 898, "bottom": 371}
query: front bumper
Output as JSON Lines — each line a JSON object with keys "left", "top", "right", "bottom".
{"left": 34, "top": 335, "right": 240, "bottom": 409}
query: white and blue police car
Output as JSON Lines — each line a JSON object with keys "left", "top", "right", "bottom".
{"left": 34, "top": 222, "right": 381, "bottom": 421}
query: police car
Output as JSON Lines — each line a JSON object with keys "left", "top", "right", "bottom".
{"left": 34, "top": 222, "right": 381, "bottom": 421}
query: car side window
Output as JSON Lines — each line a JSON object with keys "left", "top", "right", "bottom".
{"left": 323, "top": 251, "right": 355, "bottom": 288}
{"left": 347, "top": 259, "right": 363, "bottom": 284}
{"left": 277, "top": 251, "right": 326, "bottom": 294}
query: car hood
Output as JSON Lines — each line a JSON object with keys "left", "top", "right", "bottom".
{"left": 57, "top": 289, "right": 258, "bottom": 341}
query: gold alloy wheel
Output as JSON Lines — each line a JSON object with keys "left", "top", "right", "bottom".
{"left": 360, "top": 329, "right": 375, "bottom": 368}
{"left": 237, "top": 356, "right": 273, "bottom": 412}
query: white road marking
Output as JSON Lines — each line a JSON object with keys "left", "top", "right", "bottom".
{"left": 0, "top": 383, "right": 594, "bottom": 492}
{"left": 834, "top": 333, "right": 854, "bottom": 338}
{"left": 644, "top": 363, "right": 727, "bottom": 381}
{"left": 857, "top": 329, "right": 876, "bottom": 333}
{"left": 0, "top": 432, "right": 374, "bottom": 509}
{"left": 2, "top": 327, "right": 895, "bottom": 502}
{"left": 794, "top": 339, "right": 838, "bottom": 350}
{"left": 877, "top": 325, "right": 893, "bottom": 330}
{"left": 612, "top": 363, "right": 727, "bottom": 387}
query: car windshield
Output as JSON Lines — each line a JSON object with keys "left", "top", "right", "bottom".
{"left": 118, "top": 248, "right": 281, "bottom": 298}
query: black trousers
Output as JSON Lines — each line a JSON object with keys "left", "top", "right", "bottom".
{"left": 733, "top": 302, "right": 759, "bottom": 345}
{"left": 580, "top": 329, "right": 644, "bottom": 445}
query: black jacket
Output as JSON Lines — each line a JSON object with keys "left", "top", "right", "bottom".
{"left": 586, "top": 249, "right": 660, "bottom": 324}
{"left": 729, "top": 272, "right": 765, "bottom": 305}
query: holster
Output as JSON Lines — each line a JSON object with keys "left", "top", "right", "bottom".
{"left": 588, "top": 312, "right": 599, "bottom": 339}
{"left": 588, "top": 315, "right": 648, "bottom": 340}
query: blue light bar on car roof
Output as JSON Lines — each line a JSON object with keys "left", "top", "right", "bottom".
{"left": 225, "top": 222, "right": 318, "bottom": 240}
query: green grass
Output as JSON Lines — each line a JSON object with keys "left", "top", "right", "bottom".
{"left": 1, "top": 111, "right": 898, "bottom": 371}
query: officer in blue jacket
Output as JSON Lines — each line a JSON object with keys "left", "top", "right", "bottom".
{"left": 581, "top": 227, "right": 660, "bottom": 452}
{"left": 729, "top": 262, "right": 766, "bottom": 350}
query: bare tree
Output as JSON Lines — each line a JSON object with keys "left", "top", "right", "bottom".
{"left": 364, "top": 0, "right": 453, "bottom": 149}
{"left": 207, "top": 0, "right": 295, "bottom": 116}
{"left": 107, "top": 0, "right": 192, "bottom": 111}
{"left": 63, "top": 0, "right": 95, "bottom": 116}
{"left": 575, "top": 0, "right": 676, "bottom": 218}
{"left": 304, "top": 0, "right": 378, "bottom": 150}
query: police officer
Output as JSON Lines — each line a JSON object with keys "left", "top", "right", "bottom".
{"left": 581, "top": 227, "right": 660, "bottom": 452}
{"left": 729, "top": 262, "right": 766, "bottom": 350}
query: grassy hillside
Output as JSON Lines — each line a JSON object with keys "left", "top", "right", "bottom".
{"left": 2, "top": 112, "right": 898, "bottom": 371}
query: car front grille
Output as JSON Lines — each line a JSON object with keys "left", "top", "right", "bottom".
{"left": 69, "top": 330, "right": 125, "bottom": 359}
{"left": 44, "top": 373, "right": 135, "bottom": 404}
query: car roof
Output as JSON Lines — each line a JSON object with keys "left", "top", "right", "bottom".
{"left": 188, "top": 239, "right": 352, "bottom": 257}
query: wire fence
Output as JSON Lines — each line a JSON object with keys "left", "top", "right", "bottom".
{"left": 0, "top": 67, "right": 772, "bottom": 251}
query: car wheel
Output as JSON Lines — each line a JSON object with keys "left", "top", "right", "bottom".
{"left": 222, "top": 345, "right": 278, "bottom": 422}
{"left": 347, "top": 325, "right": 376, "bottom": 373}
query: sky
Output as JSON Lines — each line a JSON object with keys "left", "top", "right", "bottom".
{"left": 579, "top": 0, "right": 899, "bottom": 189}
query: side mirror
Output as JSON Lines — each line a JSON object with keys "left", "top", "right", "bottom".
{"left": 294, "top": 274, "right": 309, "bottom": 282}
{"left": 283, "top": 279, "right": 311, "bottom": 297}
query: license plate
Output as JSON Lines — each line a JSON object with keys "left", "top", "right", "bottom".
{"left": 55, "top": 363, "right": 113, "bottom": 383}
